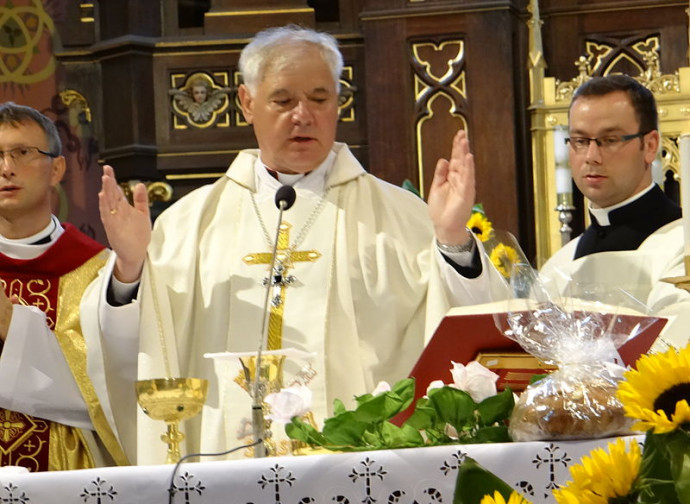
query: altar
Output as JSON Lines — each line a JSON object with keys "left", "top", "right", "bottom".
{"left": 0, "top": 437, "right": 635, "bottom": 504}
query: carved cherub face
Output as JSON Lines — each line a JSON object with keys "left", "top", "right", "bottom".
{"left": 192, "top": 84, "right": 208, "bottom": 104}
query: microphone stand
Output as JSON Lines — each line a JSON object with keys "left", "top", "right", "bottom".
{"left": 251, "top": 186, "right": 295, "bottom": 458}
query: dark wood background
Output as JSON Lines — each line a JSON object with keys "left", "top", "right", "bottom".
{"left": 47, "top": 0, "right": 690, "bottom": 263}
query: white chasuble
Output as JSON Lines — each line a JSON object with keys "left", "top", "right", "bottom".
{"left": 134, "top": 143, "right": 454, "bottom": 464}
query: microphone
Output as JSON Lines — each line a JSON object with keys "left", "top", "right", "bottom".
{"left": 251, "top": 184, "right": 296, "bottom": 457}
{"left": 275, "top": 185, "right": 296, "bottom": 210}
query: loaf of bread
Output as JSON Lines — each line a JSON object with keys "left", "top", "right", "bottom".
{"left": 509, "top": 369, "right": 633, "bottom": 441}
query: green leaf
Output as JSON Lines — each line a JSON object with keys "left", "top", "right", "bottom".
{"left": 322, "top": 411, "right": 368, "bottom": 447}
{"left": 391, "top": 377, "right": 416, "bottom": 398}
{"left": 333, "top": 398, "right": 347, "bottom": 416}
{"left": 428, "top": 387, "right": 476, "bottom": 428}
{"left": 354, "top": 393, "right": 374, "bottom": 407}
{"left": 471, "top": 203, "right": 485, "bottom": 216}
{"left": 529, "top": 374, "right": 548, "bottom": 385}
{"left": 379, "top": 421, "right": 425, "bottom": 448}
{"left": 664, "top": 430, "right": 690, "bottom": 503}
{"left": 453, "top": 457, "right": 514, "bottom": 504}
{"left": 402, "top": 179, "right": 421, "bottom": 197}
{"left": 285, "top": 417, "right": 328, "bottom": 445}
{"left": 354, "top": 391, "right": 407, "bottom": 422}
{"left": 361, "top": 429, "right": 383, "bottom": 449}
{"left": 638, "top": 431, "right": 676, "bottom": 504}
{"left": 469, "top": 425, "right": 511, "bottom": 444}
{"left": 405, "top": 399, "right": 436, "bottom": 431}
{"left": 477, "top": 389, "right": 515, "bottom": 426}
{"left": 352, "top": 378, "right": 416, "bottom": 423}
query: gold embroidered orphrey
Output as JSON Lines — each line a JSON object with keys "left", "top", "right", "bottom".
{"left": 243, "top": 221, "right": 321, "bottom": 349}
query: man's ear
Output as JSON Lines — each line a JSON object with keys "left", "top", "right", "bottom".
{"left": 643, "top": 130, "right": 660, "bottom": 165}
{"left": 238, "top": 84, "right": 254, "bottom": 125}
{"left": 51, "top": 156, "right": 66, "bottom": 186}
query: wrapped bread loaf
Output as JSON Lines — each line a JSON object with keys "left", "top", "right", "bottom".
{"left": 509, "top": 364, "right": 633, "bottom": 441}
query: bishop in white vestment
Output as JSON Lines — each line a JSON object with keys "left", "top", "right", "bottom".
{"left": 90, "top": 26, "right": 499, "bottom": 464}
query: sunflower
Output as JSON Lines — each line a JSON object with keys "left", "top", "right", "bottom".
{"left": 616, "top": 345, "right": 690, "bottom": 434}
{"left": 467, "top": 211, "right": 494, "bottom": 242}
{"left": 480, "top": 490, "right": 532, "bottom": 504}
{"left": 552, "top": 437, "right": 641, "bottom": 504}
{"left": 489, "top": 243, "right": 520, "bottom": 278}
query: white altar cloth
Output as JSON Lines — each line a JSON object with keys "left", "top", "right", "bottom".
{"left": 0, "top": 437, "right": 638, "bottom": 504}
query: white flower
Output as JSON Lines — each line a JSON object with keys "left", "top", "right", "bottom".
{"left": 449, "top": 361, "right": 499, "bottom": 402}
{"left": 264, "top": 385, "right": 312, "bottom": 424}
{"left": 371, "top": 381, "right": 391, "bottom": 396}
{"left": 425, "top": 380, "right": 446, "bottom": 396}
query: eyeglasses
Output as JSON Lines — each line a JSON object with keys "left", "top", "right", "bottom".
{"left": 565, "top": 131, "right": 649, "bottom": 153}
{"left": 0, "top": 146, "right": 57, "bottom": 166}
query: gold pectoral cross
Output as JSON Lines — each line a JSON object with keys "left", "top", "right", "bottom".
{"left": 243, "top": 222, "right": 321, "bottom": 349}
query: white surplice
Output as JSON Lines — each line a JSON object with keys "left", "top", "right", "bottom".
{"left": 540, "top": 219, "right": 690, "bottom": 351}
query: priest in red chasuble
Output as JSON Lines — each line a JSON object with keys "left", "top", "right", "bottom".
{"left": 0, "top": 103, "right": 140, "bottom": 471}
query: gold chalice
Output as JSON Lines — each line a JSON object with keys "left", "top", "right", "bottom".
{"left": 135, "top": 377, "right": 208, "bottom": 464}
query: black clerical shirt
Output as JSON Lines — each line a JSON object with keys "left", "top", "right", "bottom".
{"left": 574, "top": 185, "right": 681, "bottom": 259}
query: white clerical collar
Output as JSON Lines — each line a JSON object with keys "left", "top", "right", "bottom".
{"left": 589, "top": 182, "right": 655, "bottom": 226}
{"left": 0, "top": 215, "right": 64, "bottom": 259}
{"left": 255, "top": 151, "right": 336, "bottom": 195}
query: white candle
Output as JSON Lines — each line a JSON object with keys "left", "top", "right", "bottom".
{"left": 679, "top": 134, "right": 690, "bottom": 258}
{"left": 553, "top": 126, "right": 569, "bottom": 165}
{"left": 555, "top": 166, "right": 572, "bottom": 195}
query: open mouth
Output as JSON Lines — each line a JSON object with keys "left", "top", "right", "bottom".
{"left": 291, "top": 136, "right": 314, "bottom": 143}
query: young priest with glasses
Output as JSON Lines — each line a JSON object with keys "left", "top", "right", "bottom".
{"left": 458, "top": 74, "right": 688, "bottom": 352}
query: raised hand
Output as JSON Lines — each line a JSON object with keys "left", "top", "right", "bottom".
{"left": 427, "top": 130, "right": 476, "bottom": 246}
{"left": 98, "top": 165, "right": 152, "bottom": 283}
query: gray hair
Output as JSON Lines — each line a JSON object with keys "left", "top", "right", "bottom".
{"left": 239, "top": 25, "right": 343, "bottom": 95}
{"left": 0, "top": 102, "right": 62, "bottom": 155}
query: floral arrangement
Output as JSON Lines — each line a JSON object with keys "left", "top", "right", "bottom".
{"left": 454, "top": 344, "right": 690, "bottom": 504}
{"left": 265, "top": 361, "right": 515, "bottom": 452}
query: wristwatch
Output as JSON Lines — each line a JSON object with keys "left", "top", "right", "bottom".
{"left": 436, "top": 237, "right": 475, "bottom": 254}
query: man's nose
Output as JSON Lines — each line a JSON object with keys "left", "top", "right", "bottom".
{"left": 291, "top": 100, "right": 314, "bottom": 125}
{"left": 0, "top": 153, "right": 16, "bottom": 176}
{"left": 584, "top": 139, "right": 603, "bottom": 164}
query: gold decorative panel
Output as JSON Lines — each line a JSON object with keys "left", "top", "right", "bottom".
{"left": 169, "top": 71, "right": 233, "bottom": 130}
{"left": 411, "top": 40, "right": 467, "bottom": 197}
{"left": 338, "top": 65, "right": 356, "bottom": 123}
